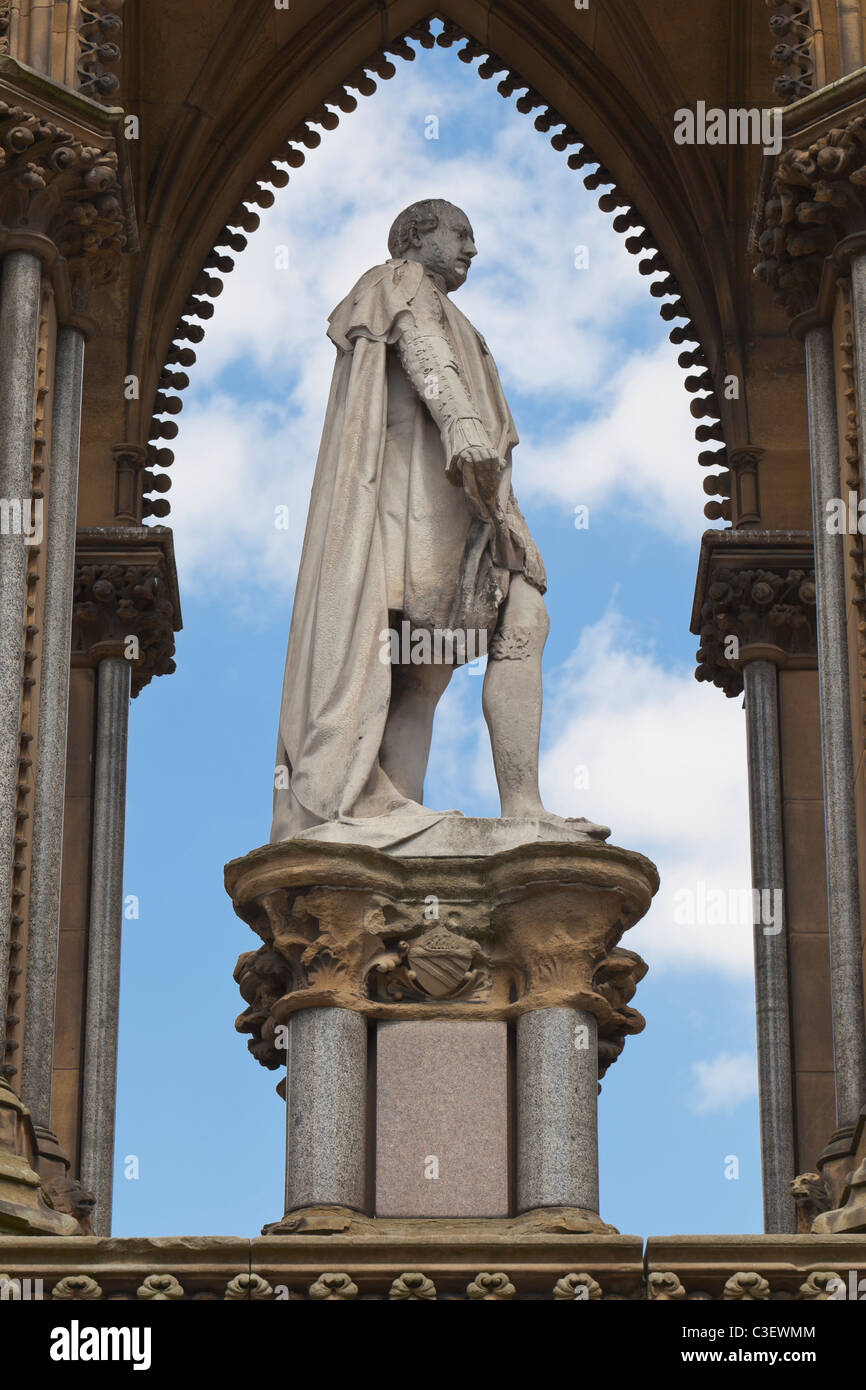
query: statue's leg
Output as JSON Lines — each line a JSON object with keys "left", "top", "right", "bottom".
{"left": 379, "top": 656, "right": 454, "bottom": 803}
{"left": 483, "top": 574, "right": 549, "bottom": 818}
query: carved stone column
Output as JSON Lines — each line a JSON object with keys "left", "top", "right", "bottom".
{"left": 836, "top": 1, "right": 865, "bottom": 76}
{"left": 804, "top": 325, "right": 866, "bottom": 1134}
{"left": 79, "top": 653, "right": 129, "bottom": 1234}
{"left": 757, "top": 107, "right": 866, "bottom": 1168}
{"left": 517, "top": 1007, "right": 599, "bottom": 1214}
{"left": 20, "top": 326, "right": 85, "bottom": 1128}
{"left": 729, "top": 448, "right": 762, "bottom": 527}
{"left": 67, "top": 527, "right": 179, "bottom": 1233}
{"left": 26, "top": 0, "right": 53, "bottom": 72}
{"left": 694, "top": 531, "right": 818, "bottom": 1230}
{"left": 742, "top": 658, "right": 795, "bottom": 1234}
{"left": 0, "top": 51, "right": 135, "bottom": 1168}
{"left": 0, "top": 249, "right": 41, "bottom": 1068}
{"left": 3, "top": 2, "right": 124, "bottom": 95}
{"left": 284, "top": 1008, "right": 367, "bottom": 1214}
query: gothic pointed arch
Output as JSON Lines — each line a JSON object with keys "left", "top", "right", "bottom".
{"left": 104, "top": 1, "right": 783, "bottom": 528}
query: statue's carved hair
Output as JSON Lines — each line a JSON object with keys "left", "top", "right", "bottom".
{"left": 388, "top": 199, "right": 453, "bottom": 257}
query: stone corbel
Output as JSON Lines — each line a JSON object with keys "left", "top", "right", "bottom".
{"left": 692, "top": 530, "right": 817, "bottom": 695}
{"left": 72, "top": 526, "right": 181, "bottom": 695}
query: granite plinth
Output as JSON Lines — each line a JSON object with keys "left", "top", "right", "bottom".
{"left": 375, "top": 1020, "right": 508, "bottom": 1218}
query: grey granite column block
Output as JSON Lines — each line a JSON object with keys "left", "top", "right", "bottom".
{"left": 743, "top": 659, "right": 796, "bottom": 1233}
{"left": 21, "top": 326, "right": 86, "bottom": 1125}
{"left": 0, "top": 250, "right": 42, "bottom": 1063}
{"left": 517, "top": 1006, "right": 599, "bottom": 1213}
{"left": 79, "top": 656, "right": 131, "bottom": 1235}
{"left": 805, "top": 323, "right": 866, "bottom": 1129}
{"left": 285, "top": 1007, "right": 367, "bottom": 1213}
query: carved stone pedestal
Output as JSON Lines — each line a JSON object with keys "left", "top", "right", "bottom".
{"left": 226, "top": 836, "right": 658, "bottom": 1232}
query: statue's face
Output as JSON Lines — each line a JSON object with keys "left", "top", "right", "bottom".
{"left": 410, "top": 205, "right": 477, "bottom": 291}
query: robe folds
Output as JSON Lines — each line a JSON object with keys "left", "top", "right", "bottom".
{"left": 271, "top": 258, "right": 546, "bottom": 841}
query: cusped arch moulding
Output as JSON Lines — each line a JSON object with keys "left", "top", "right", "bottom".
{"left": 143, "top": 13, "right": 733, "bottom": 526}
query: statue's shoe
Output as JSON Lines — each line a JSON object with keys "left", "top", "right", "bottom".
{"left": 532, "top": 812, "right": 611, "bottom": 841}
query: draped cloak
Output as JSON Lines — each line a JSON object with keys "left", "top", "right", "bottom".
{"left": 271, "top": 258, "right": 545, "bottom": 842}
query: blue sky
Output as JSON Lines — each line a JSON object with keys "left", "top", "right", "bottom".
{"left": 113, "top": 33, "right": 758, "bottom": 1237}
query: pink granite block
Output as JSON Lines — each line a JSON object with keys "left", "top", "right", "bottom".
{"left": 375, "top": 1020, "right": 509, "bottom": 1217}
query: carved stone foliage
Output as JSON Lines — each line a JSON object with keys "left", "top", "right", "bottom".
{"left": 52, "top": 1275, "right": 102, "bottom": 1300}
{"left": 647, "top": 1272, "right": 686, "bottom": 1300}
{"left": 756, "top": 114, "right": 866, "bottom": 317}
{"left": 308, "top": 1272, "right": 358, "bottom": 1301}
{"left": 72, "top": 528, "right": 181, "bottom": 696}
{"left": 389, "top": 1272, "right": 437, "bottom": 1300}
{"left": 0, "top": 86, "right": 128, "bottom": 305}
{"left": 722, "top": 1272, "right": 770, "bottom": 1300}
{"left": 3, "top": 1235, "right": 866, "bottom": 1299}
{"left": 695, "top": 566, "right": 816, "bottom": 696}
{"left": 137, "top": 1274, "right": 184, "bottom": 1301}
{"left": 228, "top": 840, "right": 657, "bottom": 1078}
{"left": 78, "top": 2, "right": 124, "bottom": 102}
{"left": 553, "top": 1272, "right": 602, "bottom": 1300}
{"left": 224, "top": 1272, "right": 272, "bottom": 1301}
{"left": 799, "top": 1270, "right": 844, "bottom": 1299}
{"left": 593, "top": 947, "right": 648, "bottom": 1072}
{"left": 466, "top": 1272, "right": 515, "bottom": 1300}
{"left": 765, "top": 2, "right": 816, "bottom": 104}
{"left": 0, "top": 4, "right": 9, "bottom": 56}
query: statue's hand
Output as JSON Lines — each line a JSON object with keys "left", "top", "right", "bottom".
{"left": 455, "top": 447, "right": 506, "bottom": 500}
{"left": 454, "top": 445, "right": 505, "bottom": 471}
{"left": 446, "top": 418, "right": 502, "bottom": 485}
{"left": 458, "top": 450, "right": 508, "bottom": 522}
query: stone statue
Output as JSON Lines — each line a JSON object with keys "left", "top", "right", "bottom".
{"left": 271, "top": 198, "right": 606, "bottom": 851}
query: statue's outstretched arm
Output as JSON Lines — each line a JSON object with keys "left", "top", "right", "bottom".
{"left": 395, "top": 274, "right": 498, "bottom": 481}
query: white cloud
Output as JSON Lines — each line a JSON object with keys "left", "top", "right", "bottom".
{"left": 690, "top": 1052, "right": 758, "bottom": 1114}
{"left": 165, "top": 395, "right": 313, "bottom": 610}
{"left": 520, "top": 342, "right": 707, "bottom": 541}
{"left": 539, "top": 612, "right": 752, "bottom": 975}
{"left": 186, "top": 66, "right": 653, "bottom": 397}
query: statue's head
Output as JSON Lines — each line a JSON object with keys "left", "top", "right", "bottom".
{"left": 387, "top": 199, "right": 477, "bottom": 292}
